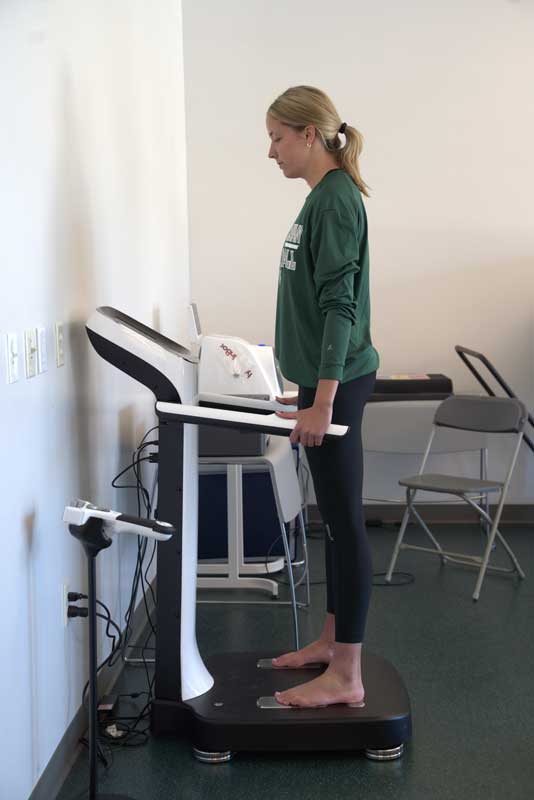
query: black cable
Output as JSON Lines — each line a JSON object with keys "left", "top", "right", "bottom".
{"left": 96, "top": 611, "right": 122, "bottom": 646}
{"left": 96, "top": 427, "right": 160, "bottom": 752}
{"left": 139, "top": 557, "right": 156, "bottom": 636}
{"left": 134, "top": 451, "right": 150, "bottom": 516}
{"left": 82, "top": 426, "right": 159, "bottom": 760}
{"left": 111, "top": 455, "right": 153, "bottom": 486}
{"left": 134, "top": 431, "right": 159, "bottom": 621}
{"left": 79, "top": 602, "right": 153, "bottom": 747}
{"left": 79, "top": 735, "right": 113, "bottom": 769}
{"left": 136, "top": 440, "right": 158, "bottom": 451}
{"left": 132, "top": 433, "right": 159, "bottom": 517}
{"left": 132, "top": 452, "right": 146, "bottom": 517}
{"left": 372, "top": 572, "right": 415, "bottom": 587}
{"left": 141, "top": 540, "right": 157, "bottom": 610}
{"left": 263, "top": 522, "right": 309, "bottom": 589}
{"left": 119, "top": 438, "right": 157, "bottom": 632}
{"left": 144, "top": 539, "right": 157, "bottom": 587}
{"left": 121, "top": 537, "right": 146, "bottom": 649}
{"left": 122, "top": 535, "right": 155, "bottom": 652}
{"left": 99, "top": 605, "right": 124, "bottom": 668}
{"left": 132, "top": 450, "right": 157, "bottom": 608}
{"left": 77, "top": 427, "right": 161, "bottom": 764}
{"left": 134, "top": 444, "right": 158, "bottom": 610}
{"left": 136, "top": 441, "right": 159, "bottom": 518}
{"left": 111, "top": 455, "right": 153, "bottom": 503}
{"left": 81, "top": 626, "right": 123, "bottom": 707}
{"left": 99, "top": 678, "right": 154, "bottom": 750}
{"left": 138, "top": 426, "right": 159, "bottom": 446}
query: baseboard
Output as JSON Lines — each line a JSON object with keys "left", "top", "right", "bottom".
{"left": 29, "top": 587, "right": 154, "bottom": 800}
{"left": 307, "top": 504, "right": 534, "bottom": 526}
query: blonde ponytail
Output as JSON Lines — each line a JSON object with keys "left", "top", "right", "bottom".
{"left": 330, "top": 124, "right": 370, "bottom": 197}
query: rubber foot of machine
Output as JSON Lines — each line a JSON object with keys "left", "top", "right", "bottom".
{"left": 365, "top": 744, "right": 404, "bottom": 761}
{"left": 193, "top": 748, "right": 234, "bottom": 764}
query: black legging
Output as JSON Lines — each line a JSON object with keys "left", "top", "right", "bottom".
{"left": 299, "top": 371, "right": 376, "bottom": 644}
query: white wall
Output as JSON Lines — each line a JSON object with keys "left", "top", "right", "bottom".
{"left": 0, "top": 2, "right": 189, "bottom": 798}
{"left": 183, "top": 0, "right": 534, "bottom": 500}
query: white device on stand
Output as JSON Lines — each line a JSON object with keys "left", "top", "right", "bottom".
{"left": 63, "top": 500, "right": 174, "bottom": 540}
{"left": 189, "top": 302, "right": 297, "bottom": 413}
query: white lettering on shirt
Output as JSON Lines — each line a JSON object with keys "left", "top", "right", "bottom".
{"left": 279, "top": 223, "right": 303, "bottom": 272}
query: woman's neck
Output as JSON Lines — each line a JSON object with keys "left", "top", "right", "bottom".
{"left": 304, "top": 153, "right": 340, "bottom": 189}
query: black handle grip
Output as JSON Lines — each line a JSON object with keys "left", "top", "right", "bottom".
{"left": 116, "top": 514, "right": 175, "bottom": 535}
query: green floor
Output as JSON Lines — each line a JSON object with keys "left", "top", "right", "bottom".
{"left": 57, "top": 523, "right": 534, "bottom": 800}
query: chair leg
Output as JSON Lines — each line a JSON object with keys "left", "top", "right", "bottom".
{"left": 467, "top": 493, "right": 526, "bottom": 600}
{"left": 472, "top": 518, "right": 498, "bottom": 601}
{"left": 298, "top": 509, "right": 311, "bottom": 607}
{"left": 385, "top": 500, "right": 412, "bottom": 581}
{"left": 279, "top": 519, "right": 299, "bottom": 649}
{"left": 494, "top": 529, "right": 526, "bottom": 579}
{"left": 471, "top": 494, "right": 526, "bottom": 600}
{"left": 410, "top": 505, "right": 446, "bottom": 562}
{"left": 480, "top": 448, "right": 491, "bottom": 541}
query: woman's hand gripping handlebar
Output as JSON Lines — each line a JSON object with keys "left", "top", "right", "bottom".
{"left": 274, "top": 394, "right": 336, "bottom": 447}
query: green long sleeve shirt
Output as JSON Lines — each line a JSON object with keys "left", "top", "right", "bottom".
{"left": 275, "top": 169, "right": 379, "bottom": 388}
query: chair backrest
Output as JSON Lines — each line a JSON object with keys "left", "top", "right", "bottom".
{"left": 434, "top": 394, "right": 527, "bottom": 434}
{"left": 362, "top": 400, "right": 488, "bottom": 453}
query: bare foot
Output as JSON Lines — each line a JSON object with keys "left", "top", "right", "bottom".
{"left": 274, "top": 665, "right": 365, "bottom": 708}
{"left": 271, "top": 639, "right": 335, "bottom": 668}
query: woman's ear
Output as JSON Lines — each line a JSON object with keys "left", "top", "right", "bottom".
{"left": 304, "top": 125, "right": 316, "bottom": 146}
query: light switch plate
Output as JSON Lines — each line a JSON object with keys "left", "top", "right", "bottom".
{"left": 55, "top": 322, "right": 64, "bottom": 367}
{"left": 37, "top": 327, "right": 47, "bottom": 373}
{"left": 24, "top": 328, "right": 38, "bottom": 378}
{"left": 5, "top": 333, "right": 19, "bottom": 384}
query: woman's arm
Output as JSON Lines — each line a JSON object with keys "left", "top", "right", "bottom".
{"left": 276, "top": 378, "right": 339, "bottom": 447}
{"left": 314, "top": 378, "right": 339, "bottom": 409}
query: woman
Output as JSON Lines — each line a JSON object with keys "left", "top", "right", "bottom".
{"left": 267, "top": 86, "right": 379, "bottom": 708}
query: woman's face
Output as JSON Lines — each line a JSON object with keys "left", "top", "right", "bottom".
{"left": 266, "top": 114, "right": 311, "bottom": 180}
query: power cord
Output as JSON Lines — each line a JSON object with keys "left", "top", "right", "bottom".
{"left": 71, "top": 425, "right": 162, "bottom": 767}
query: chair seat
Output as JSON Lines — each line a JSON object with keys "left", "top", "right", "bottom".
{"left": 399, "top": 473, "right": 503, "bottom": 495}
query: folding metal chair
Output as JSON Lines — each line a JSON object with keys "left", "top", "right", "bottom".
{"left": 385, "top": 394, "right": 527, "bottom": 600}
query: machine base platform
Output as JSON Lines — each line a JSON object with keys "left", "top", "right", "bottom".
{"left": 152, "top": 650, "right": 411, "bottom": 756}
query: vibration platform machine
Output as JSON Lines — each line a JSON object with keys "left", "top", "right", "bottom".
{"left": 86, "top": 306, "right": 412, "bottom": 763}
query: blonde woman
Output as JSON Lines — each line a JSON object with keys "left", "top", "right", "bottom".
{"left": 267, "top": 86, "right": 379, "bottom": 708}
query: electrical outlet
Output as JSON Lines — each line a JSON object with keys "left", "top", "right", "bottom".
{"left": 24, "top": 328, "right": 38, "bottom": 378}
{"left": 37, "top": 327, "right": 47, "bottom": 373}
{"left": 62, "top": 583, "right": 70, "bottom": 627}
{"left": 5, "top": 333, "right": 19, "bottom": 384}
{"left": 55, "top": 322, "right": 64, "bottom": 367}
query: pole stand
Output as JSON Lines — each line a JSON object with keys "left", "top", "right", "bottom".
{"left": 68, "top": 517, "right": 137, "bottom": 800}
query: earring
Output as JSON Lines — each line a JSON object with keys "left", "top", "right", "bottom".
{"left": 306, "top": 142, "right": 312, "bottom": 148}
